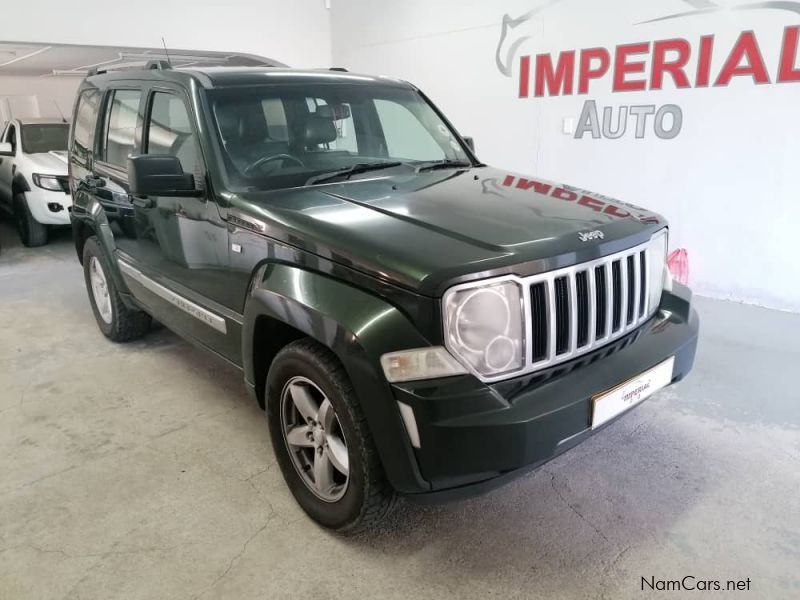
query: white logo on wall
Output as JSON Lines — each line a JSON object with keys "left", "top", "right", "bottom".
{"left": 496, "top": 0, "right": 800, "bottom": 140}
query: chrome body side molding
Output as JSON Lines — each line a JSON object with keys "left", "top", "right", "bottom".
{"left": 118, "top": 260, "right": 228, "bottom": 334}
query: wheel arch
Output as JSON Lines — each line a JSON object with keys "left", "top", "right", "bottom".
{"left": 243, "top": 262, "right": 432, "bottom": 493}
{"left": 11, "top": 172, "right": 30, "bottom": 195}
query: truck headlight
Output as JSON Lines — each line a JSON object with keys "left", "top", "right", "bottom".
{"left": 443, "top": 280, "right": 524, "bottom": 377}
{"left": 32, "top": 174, "right": 62, "bottom": 191}
{"left": 647, "top": 229, "right": 668, "bottom": 313}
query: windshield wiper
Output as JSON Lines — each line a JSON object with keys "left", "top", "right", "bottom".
{"left": 305, "top": 161, "right": 404, "bottom": 186}
{"left": 414, "top": 159, "right": 472, "bottom": 173}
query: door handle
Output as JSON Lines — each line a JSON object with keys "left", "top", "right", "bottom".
{"left": 131, "top": 196, "right": 153, "bottom": 209}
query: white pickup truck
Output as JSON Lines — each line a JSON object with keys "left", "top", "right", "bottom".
{"left": 0, "top": 118, "right": 71, "bottom": 246}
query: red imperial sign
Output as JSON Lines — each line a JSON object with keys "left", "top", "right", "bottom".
{"left": 518, "top": 25, "right": 800, "bottom": 97}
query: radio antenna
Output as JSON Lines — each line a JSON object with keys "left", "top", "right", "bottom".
{"left": 53, "top": 100, "right": 66, "bottom": 123}
{"left": 161, "top": 37, "right": 173, "bottom": 67}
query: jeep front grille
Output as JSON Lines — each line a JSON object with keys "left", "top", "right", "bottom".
{"left": 522, "top": 239, "right": 658, "bottom": 373}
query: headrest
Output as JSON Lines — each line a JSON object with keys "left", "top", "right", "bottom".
{"left": 215, "top": 100, "right": 268, "bottom": 144}
{"left": 303, "top": 115, "right": 337, "bottom": 146}
{"left": 316, "top": 105, "right": 334, "bottom": 120}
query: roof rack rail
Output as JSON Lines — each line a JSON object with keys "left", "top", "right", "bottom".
{"left": 87, "top": 67, "right": 107, "bottom": 77}
{"left": 145, "top": 59, "right": 172, "bottom": 70}
{"left": 329, "top": 67, "right": 349, "bottom": 72}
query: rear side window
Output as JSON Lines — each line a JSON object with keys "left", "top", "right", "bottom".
{"left": 71, "top": 89, "right": 100, "bottom": 167}
{"left": 145, "top": 92, "right": 202, "bottom": 185}
{"left": 102, "top": 89, "right": 141, "bottom": 169}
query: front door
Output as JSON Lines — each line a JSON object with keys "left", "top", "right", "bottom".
{"left": 99, "top": 85, "right": 238, "bottom": 362}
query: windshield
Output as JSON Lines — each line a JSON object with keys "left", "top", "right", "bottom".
{"left": 21, "top": 124, "right": 69, "bottom": 154}
{"left": 206, "top": 83, "right": 471, "bottom": 192}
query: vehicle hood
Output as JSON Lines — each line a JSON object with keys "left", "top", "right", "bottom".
{"left": 233, "top": 166, "right": 666, "bottom": 296}
{"left": 25, "top": 151, "right": 69, "bottom": 175}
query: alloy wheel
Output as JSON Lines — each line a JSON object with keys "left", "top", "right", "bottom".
{"left": 280, "top": 376, "right": 350, "bottom": 502}
{"left": 89, "top": 257, "right": 113, "bottom": 324}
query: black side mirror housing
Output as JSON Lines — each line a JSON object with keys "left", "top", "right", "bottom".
{"left": 463, "top": 136, "right": 475, "bottom": 152}
{"left": 128, "top": 155, "right": 199, "bottom": 197}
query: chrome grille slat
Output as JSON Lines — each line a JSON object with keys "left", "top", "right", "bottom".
{"left": 619, "top": 259, "right": 628, "bottom": 334}
{"left": 587, "top": 267, "right": 597, "bottom": 347}
{"left": 568, "top": 273, "right": 578, "bottom": 354}
{"left": 546, "top": 278, "right": 557, "bottom": 360}
{"left": 604, "top": 261, "right": 613, "bottom": 339}
{"left": 632, "top": 253, "right": 641, "bottom": 326}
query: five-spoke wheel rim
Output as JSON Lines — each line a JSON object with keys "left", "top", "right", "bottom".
{"left": 89, "top": 257, "right": 113, "bottom": 324}
{"left": 280, "top": 376, "right": 350, "bottom": 502}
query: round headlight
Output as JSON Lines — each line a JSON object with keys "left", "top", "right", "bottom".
{"left": 454, "top": 287, "right": 511, "bottom": 353}
{"left": 444, "top": 280, "right": 524, "bottom": 378}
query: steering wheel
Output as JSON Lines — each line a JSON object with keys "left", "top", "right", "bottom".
{"left": 243, "top": 154, "right": 305, "bottom": 176}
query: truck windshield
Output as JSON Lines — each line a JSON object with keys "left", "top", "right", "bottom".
{"left": 206, "top": 82, "right": 471, "bottom": 192}
{"left": 21, "top": 124, "right": 69, "bottom": 154}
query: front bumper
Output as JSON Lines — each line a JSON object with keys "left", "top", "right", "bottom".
{"left": 389, "top": 283, "right": 699, "bottom": 500}
{"left": 25, "top": 187, "right": 72, "bottom": 225}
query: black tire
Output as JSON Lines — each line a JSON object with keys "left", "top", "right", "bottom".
{"left": 82, "top": 236, "right": 151, "bottom": 342}
{"left": 14, "top": 193, "right": 47, "bottom": 247}
{"left": 266, "top": 338, "right": 396, "bottom": 533}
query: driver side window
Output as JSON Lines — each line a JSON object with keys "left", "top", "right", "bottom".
{"left": 145, "top": 92, "right": 203, "bottom": 188}
{"left": 6, "top": 124, "right": 16, "bottom": 154}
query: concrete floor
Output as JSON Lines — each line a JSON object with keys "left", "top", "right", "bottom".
{"left": 1, "top": 220, "right": 798, "bottom": 600}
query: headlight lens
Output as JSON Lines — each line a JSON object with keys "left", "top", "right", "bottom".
{"left": 32, "top": 174, "right": 62, "bottom": 191}
{"left": 647, "top": 229, "right": 668, "bottom": 313}
{"left": 444, "top": 281, "right": 524, "bottom": 377}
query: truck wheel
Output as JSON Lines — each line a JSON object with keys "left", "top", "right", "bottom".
{"left": 82, "top": 236, "right": 151, "bottom": 342}
{"left": 14, "top": 193, "right": 47, "bottom": 247}
{"left": 266, "top": 338, "right": 396, "bottom": 533}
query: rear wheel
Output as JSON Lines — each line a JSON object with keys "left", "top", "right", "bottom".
{"left": 14, "top": 193, "right": 47, "bottom": 247}
{"left": 82, "top": 236, "right": 151, "bottom": 342}
{"left": 266, "top": 339, "right": 396, "bottom": 532}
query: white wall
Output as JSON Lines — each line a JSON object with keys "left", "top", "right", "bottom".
{"left": 331, "top": 0, "right": 800, "bottom": 313}
{"left": 1, "top": 0, "right": 332, "bottom": 67}
{"left": 0, "top": 76, "right": 81, "bottom": 126}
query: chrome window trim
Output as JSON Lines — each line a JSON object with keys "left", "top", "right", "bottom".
{"left": 442, "top": 234, "right": 664, "bottom": 384}
{"left": 118, "top": 260, "right": 227, "bottom": 334}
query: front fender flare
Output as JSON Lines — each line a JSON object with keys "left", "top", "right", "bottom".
{"left": 243, "top": 262, "right": 432, "bottom": 493}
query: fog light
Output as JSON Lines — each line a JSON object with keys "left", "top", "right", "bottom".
{"left": 47, "top": 203, "right": 64, "bottom": 213}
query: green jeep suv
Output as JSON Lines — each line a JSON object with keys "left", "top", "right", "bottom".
{"left": 68, "top": 62, "right": 698, "bottom": 532}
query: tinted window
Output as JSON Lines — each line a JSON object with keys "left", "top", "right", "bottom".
{"left": 71, "top": 89, "right": 100, "bottom": 167}
{"left": 146, "top": 92, "right": 201, "bottom": 183}
{"left": 21, "top": 124, "right": 69, "bottom": 154}
{"left": 103, "top": 90, "right": 140, "bottom": 168}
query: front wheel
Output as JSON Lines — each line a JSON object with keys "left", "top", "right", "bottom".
{"left": 82, "top": 236, "right": 151, "bottom": 342}
{"left": 14, "top": 193, "right": 47, "bottom": 247}
{"left": 266, "top": 339, "right": 396, "bottom": 532}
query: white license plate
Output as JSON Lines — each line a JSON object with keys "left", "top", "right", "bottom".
{"left": 591, "top": 357, "right": 675, "bottom": 428}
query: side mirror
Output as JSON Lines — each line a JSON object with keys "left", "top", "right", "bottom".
{"left": 0, "top": 142, "right": 13, "bottom": 156}
{"left": 463, "top": 136, "right": 475, "bottom": 152}
{"left": 128, "top": 155, "right": 199, "bottom": 197}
